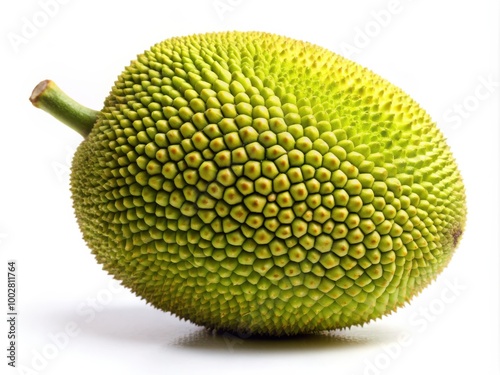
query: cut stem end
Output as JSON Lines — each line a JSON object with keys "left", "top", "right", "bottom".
{"left": 30, "top": 80, "right": 99, "bottom": 138}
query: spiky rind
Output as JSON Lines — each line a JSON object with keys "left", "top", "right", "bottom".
{"left": 70, "top": 31, "right": 466, "bottom": 336}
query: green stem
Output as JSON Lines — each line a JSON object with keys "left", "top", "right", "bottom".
{"left": 30, "top": 80, "right": 99, "bottom": 138}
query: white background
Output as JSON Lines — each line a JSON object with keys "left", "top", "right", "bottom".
{"left": 1, "top": 0, "right": 499, "bottom": 374}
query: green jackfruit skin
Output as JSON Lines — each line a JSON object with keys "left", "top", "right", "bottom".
{"left": 71, "top": 31, "right": 466, "bottom": 336}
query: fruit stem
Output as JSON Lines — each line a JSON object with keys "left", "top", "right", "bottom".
{"left": 30, "top": 80, "right": 99, "bottom": 138}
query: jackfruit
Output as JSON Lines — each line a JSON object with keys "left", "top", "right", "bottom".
{"left": 30, "top": 31, "right": 466, "bottom": 336}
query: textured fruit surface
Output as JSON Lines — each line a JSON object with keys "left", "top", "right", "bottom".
{"left": 71, "top": 31, "right": 466, "bottom": 335}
